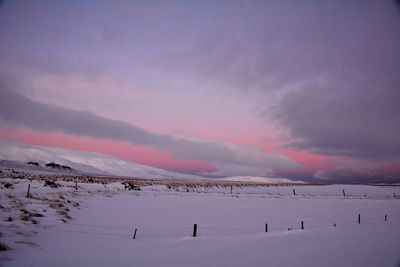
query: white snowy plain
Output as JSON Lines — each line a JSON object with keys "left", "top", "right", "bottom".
{"left": 1, "top": 178, "right": 400, "bottom": 267}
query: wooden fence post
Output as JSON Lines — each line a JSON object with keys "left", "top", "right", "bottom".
{"left": 342, "top": 190, "right": 346, "bottom": 197}
{"left": 133, "top": 228, "right": 137, "bottom": 239}
{"left": 75, "top": 181, "right": 78, "bottom": 190}
{"left": 301, "top": 221, "right": 304, "bottom": 230}
{"left": 193, "top": 224, "right": 197, "bottom": 237}
{"left": 230, "top": 185, "right": 233, "bottom": 195}
{"left": 358, "top": 214, "right": 360, "bottom": 224}
{"left": 385, "top": 215, "right": 387, "bottom": 222}
{"left": 265, "top": 223, "right": 268, "bottom": 233}
{"left": 293, "top": 189, "right": 296, "bottom": 196}
{"left": 27, "top": 184, "right": 30, "bottom": 198}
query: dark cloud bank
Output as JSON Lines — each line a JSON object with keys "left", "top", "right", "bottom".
{"left": 271, "top": 1, "right": 400, "bottom": 183}
{"left": 128, "top": 1, "right": 400, "bottom": 164}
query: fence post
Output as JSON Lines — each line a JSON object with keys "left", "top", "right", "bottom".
{"left": 342, "top": 190, "right": 346, "bottom": 197}
{"left": 265, "top": 223, "right": 268, "bottom": 233}
{"left": 358, "top": 214, "right": 360, "bottom": 224}
{"left": 193, "top": 224, "right": 197, "bottom": 237}
{"left": 133, "top": 228, "right": 137, "bottom": 239}
{"left": 301, "top": 221, "right": 304, "bottom": 230}
{"left": 230, "top": 185, "right": 233, "bottom": 195}
{"left": 385, "top": 215, "right": 387, "bottom": 222}
{"left": 27, "top": 184, "right": 30, "bottom": 198}
{"left": 75, "top": 181, "right": 78, "bottom": 190}
{"left": 293, "top": 189, "right": 296, "bottom": 196}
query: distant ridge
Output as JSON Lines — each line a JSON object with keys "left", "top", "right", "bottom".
{"left": 221, "top": 176, "right": 305, "bottom": 184}
{"left": 0, "top": 138, "right": 202, "bottom": 179}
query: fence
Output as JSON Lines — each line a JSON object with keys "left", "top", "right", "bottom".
{"left": 1, "top": 213, "right": 398, "bottom": 241}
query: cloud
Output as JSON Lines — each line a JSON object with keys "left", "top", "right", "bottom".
{"left": 268, "top": 2, "right": 400, "bottom": 161}
{"left": 312, "top": 162, "right": 400, "bottom": 183}
{"left": 157, "top": 0, "right": 390, "bottom": 167}
{"left": 276, "top": 84, "right": 400, "bottom": 160}
{"left": 0, "top": 86, "right": 302, "bottom": 177}
{"left": 145, "top": 0, "right": 400, "bottom": 162}
{"left": 313, "top": 165, "right": 377, "bottom": 183}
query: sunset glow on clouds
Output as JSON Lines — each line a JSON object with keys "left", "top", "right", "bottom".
{"left": 1, "top": 0, "right": 399, "bottom": 182}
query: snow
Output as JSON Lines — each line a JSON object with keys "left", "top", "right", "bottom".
{"left": 1, "top": 176, "right": 400, "bottom": 267}
{"left": 0, "top": 138, "right": 203, "bottom": 179}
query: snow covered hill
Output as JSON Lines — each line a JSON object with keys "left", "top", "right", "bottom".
{"left": 0, "top": 138, "right": 305, "bottom": 183}
{"left": 0, "top": 138, "right": 202, "bottom": 179}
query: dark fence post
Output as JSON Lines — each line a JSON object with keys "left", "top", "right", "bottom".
{"left": 133, "top": 228, "right": 137, "bottom": 239}
{"left": 75, "top": 181, "right": 78, "bottom": 190}
{"left": 27, "top": 184, "right": 30, "bottom": 198}
{"left": 265, "top": 223, "right": 268, "bottom": 233}
{"left": 230, "top": 185, "right": 233, "bottom": 195}
{"left": 293, "top": 189, "right": 296, "bottom": 196}
{"left": 385, "top": 215, "right": 387, "bottom": 222}
{"left": 358, "top": 214, "right": 360, "bottom": 224}
{"left": 193, "top": 224, "right": 197, "bottom": 237}
{"left": 301, "top": 221, "right": 304, "bottom": 230}
{"left": 343, "top": 190, "right": 346, "bottom": 197}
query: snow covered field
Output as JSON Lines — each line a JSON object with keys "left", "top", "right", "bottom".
{"left": 1, "top": 177, "right": 400, "bottom": 267}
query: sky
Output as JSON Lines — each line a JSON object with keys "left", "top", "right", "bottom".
{"left": 0, "top": 0, "right": 399, "bottom": 183}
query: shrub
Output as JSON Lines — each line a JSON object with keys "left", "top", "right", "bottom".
{"left": 0, "top": 241, "right": 8, "bottom": 251}
{"left": 124, "top": 182, "right": 141, "bottom": 191}
{"left": 44, "top": 180, "right": 58, "bottom": 188}
{"left": 45, "top": 162, "right": 61, "bottom": 169}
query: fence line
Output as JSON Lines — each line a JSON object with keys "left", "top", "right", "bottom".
{"left": 1, "top": 215, "right": 399, "bottom": 241}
